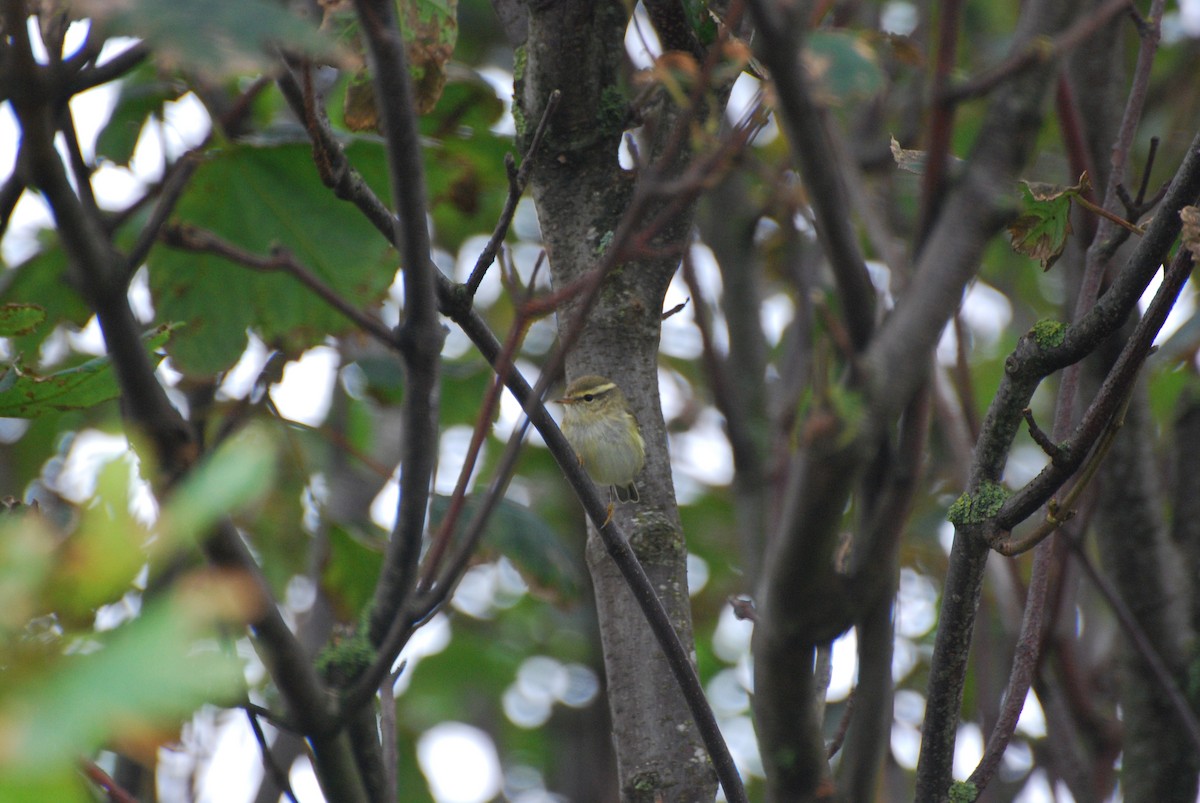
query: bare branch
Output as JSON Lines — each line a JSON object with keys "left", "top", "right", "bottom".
{"left": 465, "top": 88, "right": 561, "bottom": 295}
{"left": 745, "top": 0, "right": 876, "bottom": 351}
{"left": 161, "top": 222, "right": 398, "bottom": 347}
{"left": 944, "top": 0, "right": 1133, "bottom": 103}
{"left": 352, "top": 0, "right": 444, "bottom": 649}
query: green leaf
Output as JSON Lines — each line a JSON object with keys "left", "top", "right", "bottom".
{"left": 96, "top": 66, "right": 184, "bottom": 166}
{"left": 0, "top": 241, "right": 91, "bottom": 358}
{"left": 0, "top": 324, "right": 174, "bottom": 417}
{"left": 430, "top": 495, "right": 581, "bottom": 600}
{"left": 804, "top": 31, "right": 885, "bottom": 103}
{"left": 158, "top": 423, "right": 278, "bottom": 547}
{"left": 148, "top": 142, "right": 396, "bottom": 374}
{"left": 419, "top": 71, "right": 506, "bottom": 138}
{"left": 75, "top": 0, "right": 339, "bottom": 78}
{"left": 684, "top": 0, "right": 719, "bottom": 46}
{"left": 424, "top": 129, "right": 511, "bottom": 252}
{"left": 0, "top": 513, "right": 57, "bottom": 637}
{"left": 323, "top": 525, "right": 385, "bottom": 621}
{"left": 0, "top": 581, "right": 247, "bottom": 772}
{"left": 0, "top": 304, "right": 46, "bottom": 337}
{"left": 50, "top": 458, "right": 152, "bottom": 618}
{"left": 1008, "top": 176, "right": 1089, "bottom": 271}
{"left": 0, "top": 772, "right": 89, "bottom": 803}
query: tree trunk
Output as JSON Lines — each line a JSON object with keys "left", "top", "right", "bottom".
{"left": 519, "top": 2, "right": 716, "bottom": 800}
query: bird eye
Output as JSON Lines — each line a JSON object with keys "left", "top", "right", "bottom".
{"left": 583, "top": 394, "right": 594, "bottom": 402}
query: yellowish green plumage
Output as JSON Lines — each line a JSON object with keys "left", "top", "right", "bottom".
{"left": 557, "top": 375, "right": 645, "bottom": 504}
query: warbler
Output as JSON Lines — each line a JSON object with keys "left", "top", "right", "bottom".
{"left": 557, "top": 375, "right": 645, "bottom": 505}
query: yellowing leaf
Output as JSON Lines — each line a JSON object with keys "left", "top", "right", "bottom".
{"left": 1180, "top": 205, "right": 1200, "bottom": 260}
{"left": 335, "top": 0, "right": 460, "bottom": 131}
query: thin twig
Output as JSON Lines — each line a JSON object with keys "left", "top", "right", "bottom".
{"left": 352, "top": 0, "right": 443, "bottom": 652}
{"left": 1074, "top": 193, "right": 1145, "bottom": 236}
{"left": 245, "top": 706, "right": 301, "bottom": 803}
{"left": 0, "top": 172, "right": 25, "bottom": 240}
{"left": 161, "top": 222, "right": 399, "bottom": 349}
{"left": 465, "top": 88, "right": 561, "bottom": 295}
{"left": 66, "top": 41, "right": 149, "bottom": 93}
{"left": 943, "top": 0, "right": 1133, "bottom": 103}
{"left": 80, "top": 759, "right": 138, "bottom": 803}
{"left": 998, "top": 247, "right": 1193, "bottom": 529}
{"left": 125, "top": 153, "right": 201, "bottom": 279}
{"left": 379, "top": 662, "right": 403, "bottom": 803}
{"left": 276, "top": 33, "right": 748, "bottom": 800}
{"left": 1022, "top": 408, "right": 1063, "bottom": 461}
{"left": 1066, "top": 537, "right": 1200, "bottom": 755}
{"left": 1076, "top": 0, "right": 1167, "bottom": 314}
{"left": 826, "top": 690, "right": 855, "bottom": 759}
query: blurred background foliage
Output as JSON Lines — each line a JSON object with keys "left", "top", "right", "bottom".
{"left": 0, "top": 0, "right": 1198, "bottom": 800}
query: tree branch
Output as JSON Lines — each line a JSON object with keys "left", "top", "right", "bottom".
{"left": 351, "top": 0, "right": 444, "bottom": 651}
{"left": 465, "top": 88, "right": 561, "bottom": 295}
{"left": 2, "top": 6, "right": 363, "bottom": 797}
{"left": 275, "top": 36, "right": 745, "bottom": 800}
{"left": 745, "top": 0, "right": 876, "bottom": 351}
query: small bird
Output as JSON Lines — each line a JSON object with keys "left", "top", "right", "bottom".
{"left": 557, "top": 375, "right": 646, "bottom": 506}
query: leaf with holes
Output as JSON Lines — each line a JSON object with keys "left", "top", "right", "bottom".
{"left": 0, "top": 304, "right": 46, "bottom": 338}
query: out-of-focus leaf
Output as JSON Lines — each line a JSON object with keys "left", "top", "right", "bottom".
{"left": 0, "top": 772, "right": 88, "bottom": 803}
{"left": 0, "top": 304, "right": 46, "bottom": 337}
{"left": 883, "top": 32, "right": 925, "bottom": 66}
{"left": 149, "top": 142, "right": 396, "bottom": 374}
{"left": 49, "top": 458, "right": 150, "bottom": 617}
{"left": 418, "top": 71, "right": 505, "bottom": 139}
{"left": 803, "top": 30, "right": 885, "bottom": 104}
{"left": 0, "top": 242, "right": 91, "bottom": 358}
{"left": 334, "top": 0, "right": 459, "bottom": 131}
{"left": 430, "top": 495, "right": 580, "bottom": 601}
{"left": 394, "top": 735, "right": 437, "bottom": 803}
{"left": 96, "top": 66, "right": 184, "bottom": 166}
{"left": 0, "top": 513, "right": 56, "bottom": 637}
{"left": 1148, "top": 365, "right": 1194, "bottom": 424}
{"left": 440, "top": 362, "right": 493, "bottom": 425}
{"left": 343, "top": 69, "right": 379, "bottom": 133}
{"left": 890, "top": 136, "right": 927, "bottom": 175}
{"left": 0, "top": 573, "right": 252, "bottom": 773}
{"left": 0, "top": 324, "right": 174, "bottom": 417}
{"left": 889, "top": 136, "right": 966, "bottom": 177}
{"left": 424, "top": 130, "right": 510, "bottom": 252}
{"left": 1008, "top": 176, "right": 1090, "bottom": 271}
{"left": 1180, "top": 205, "right": 1200, "bottom": 260}
{"left": 352, "top": 354, "right": 407, "bottom": 405}
{"left": 158, "top": 423, "right": 278, "bottom": 546}
{"left": 334, "top": 121, "right": 508, "bottom": 252}
{"left": 684, "top": 0, "right": 719, "bottom": 46}
{"left": 323, "top": 525, "right": 385, "bottom": 620}
{"left": 74, "top": 0, "right": 340, "bottom": 77}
